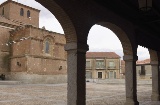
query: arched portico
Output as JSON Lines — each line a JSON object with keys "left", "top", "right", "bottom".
{"left": 3, "top": 0, "right": 160, "bottom": 104}
{"left": 88, "top": 22, "right": 139, "bottom": 105}
{"left": 26, "top": 1, "right": 139, "bottom": 105}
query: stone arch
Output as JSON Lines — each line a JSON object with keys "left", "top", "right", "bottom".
{"left": 95, "top": 22, "right": 133, "bottom": 56}
{"left": 35, "top": 0, "right": 77, "bottom": 43}
{"left": 148, "top": 49, "right": 158, "bottom": 61}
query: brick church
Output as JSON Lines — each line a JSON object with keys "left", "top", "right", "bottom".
{"left": 0, "top": 0, "right": 67, "bottom": 83}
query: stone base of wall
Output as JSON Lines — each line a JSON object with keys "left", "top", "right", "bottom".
{"left": 137, "top": 75, "right": 152, "bottom": 80}
{"left": 5, "top": 72, "right": 67, "bottom": 84}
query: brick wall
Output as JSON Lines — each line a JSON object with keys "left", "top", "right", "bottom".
{"left": 10, "top": 26, "right": 67, "bottom": 75}
{"left": 0, "top": 1, "right": 39, "bottom": 27}
{"left": 0, "top": 2, "right": 10, "bottom": 19}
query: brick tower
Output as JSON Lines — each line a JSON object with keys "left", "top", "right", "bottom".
{"left": 0, "top": 0, "right": 40, "bottom": 27}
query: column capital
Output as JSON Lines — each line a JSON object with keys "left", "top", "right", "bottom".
{"left": 150, "top": 61, "right": 158, "bottom": 65}
{"left": 64, "top": 42, "right": 89, "bottom": 52}
{"left": 123, "top": 55, "right": 138, "bottom": 61}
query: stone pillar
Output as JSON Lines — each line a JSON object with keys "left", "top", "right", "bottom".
{"left": 65, "top": 42, "right": 88, "bottom": 105}
{"left": 151, "top": 61, "right": 160, "bottom": 101}
{"left": 123, "top": 55, "right": 139, "bottom": 105}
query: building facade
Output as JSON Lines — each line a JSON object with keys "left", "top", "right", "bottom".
{"left": 120, "top": 60, "right": 125, "bottom": 79}
{"left": 122, "top": 59, "right": 152, "bottom": 80}
{"left": 0, "top": 0, "right": 67, "bottom": 83}
{"left": 136, "top": 59, "right": 152, "bottom": 79}
{"left": 86, "top": 52, "right": 121, "bottom": 79}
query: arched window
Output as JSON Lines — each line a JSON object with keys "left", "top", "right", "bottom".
{"left": 44, "top": 37, "right": 54, "bottom": 55}
{"left": 2, "top": 7, "right": 4, "bottom": 15}
{"left": 45, "top": 40, "right": 49, "bottom": 53}
{"left": 20, "top": 8, "right": 24, "bottom": 16}
{"left": 27, "top": 10, "right": 30, "bottom": 18}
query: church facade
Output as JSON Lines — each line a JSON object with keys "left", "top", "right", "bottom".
{"left": 0, "top": 0, "right": 67, "bottom": 83}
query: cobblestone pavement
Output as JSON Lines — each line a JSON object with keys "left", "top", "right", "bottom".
{"left": 0, "top": 82, "right": 159, "bottom": 105}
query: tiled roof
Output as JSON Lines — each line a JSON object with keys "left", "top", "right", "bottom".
{"left": 136, "top": 59, "right": 150, "bottom": 64}
{"left": 86, "top": 52, "right": 121, "bottom": 59}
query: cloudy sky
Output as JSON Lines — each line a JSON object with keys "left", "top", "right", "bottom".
{"left": 0, "top": 0, "right": 150, "bottom": 60}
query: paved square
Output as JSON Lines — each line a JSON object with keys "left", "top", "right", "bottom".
{"left": 0, "top": 82, "right": 159, "bottom": 105}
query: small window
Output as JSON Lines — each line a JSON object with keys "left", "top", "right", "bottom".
{"left": 43, "top": 37, "right": 53, "bottom": 55}
{"left": 27, "top": 10, "right": 30, "bottom": 18}
{"left": 20, "top": 8, "right": 24, "bottom": 16}
{"left": 96, "top": 59, "right": 105, "bottom": 69}
{"left": 86, "top": 61, "right": 91, "bottom": 69}
{"left": 45, "top": 40, "right": 49, "bottom": 53}
{"left": 2, "top": 7, "right": 4, "bottom": 15}
{"left": 109, "top": 61, "right": 114, "bottom": 66}
{"left": 109, "top": 61, "right": 115, "bottom": 68}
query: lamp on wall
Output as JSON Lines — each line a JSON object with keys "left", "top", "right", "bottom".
{"left": 17, "top": 62, "right": 21, "bottom": 67}
{"left": 138, "top": 0, "right": 152, "bottom": 11}
{"left": 59, "top": 66, "right": 62, "bottom": 70}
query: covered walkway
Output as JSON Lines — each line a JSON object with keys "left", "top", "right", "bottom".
{"left": 6, "top": 0, "right": 160, "bottom": 104}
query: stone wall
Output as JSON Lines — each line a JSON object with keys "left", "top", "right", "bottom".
{"left": 0, "top": 1, "right": 67, "bottom": 84}
{"left": 27, "top": 57, "right": 67, "bottom": 75}
{"left": 0, "top": 26, "right": 11, "bottom": 73}
{"left": 10, "top": 26, "right": 67, "bottom": 79}
{"left": 6, "top": 72, "right": 67, "bottom": 84}
{"left": 136, "top": 65, "right": 152, "bottom": 79}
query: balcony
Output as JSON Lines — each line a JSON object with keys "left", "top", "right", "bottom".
{"left": 108, "top": 66, "right": 116, "bottom": 70}
{"left": 96, "top": 66, "right": 106, "bottom": 70}
{"left": 86, "top": 66, "right": 92, "bottom": 69}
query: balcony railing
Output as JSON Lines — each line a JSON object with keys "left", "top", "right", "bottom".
{"left": 96, "top": 66, "right": 106, "bottom": 70}
{"left": 86, "top": 66, "right": 92, "bottom": 69}
{"left": 108, "top": 66, "right": 116, "bottom": 69}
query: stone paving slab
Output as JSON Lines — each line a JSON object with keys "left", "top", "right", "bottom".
{"left": 0, "top": 83, "right": 159, "bottom": 105}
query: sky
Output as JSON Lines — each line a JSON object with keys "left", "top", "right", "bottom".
{"left": 0, "top": 0, "right": 150, "bottom": 60}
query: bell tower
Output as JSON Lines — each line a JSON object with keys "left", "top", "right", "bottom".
{"left": 0, "top": 0, "right": 40, "bottom": 27}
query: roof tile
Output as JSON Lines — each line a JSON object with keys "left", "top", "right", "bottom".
{"left": 86, "top": 52, "right": 121, "bottom": 58}
{"left": 136, "top": 59, "right": 150, "bottom": 64}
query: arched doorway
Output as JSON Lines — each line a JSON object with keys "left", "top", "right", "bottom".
{"left": 87, "top": 24, "right": 123, "bottom": 80}
{"left": 86, "top": 24, "right": 124, "bottom": 104}
{"left": 86, "top": 22, "right": 138, "bottom": 104}
{"left": 137, "top": 46, "right": 151, "bottom": 103}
